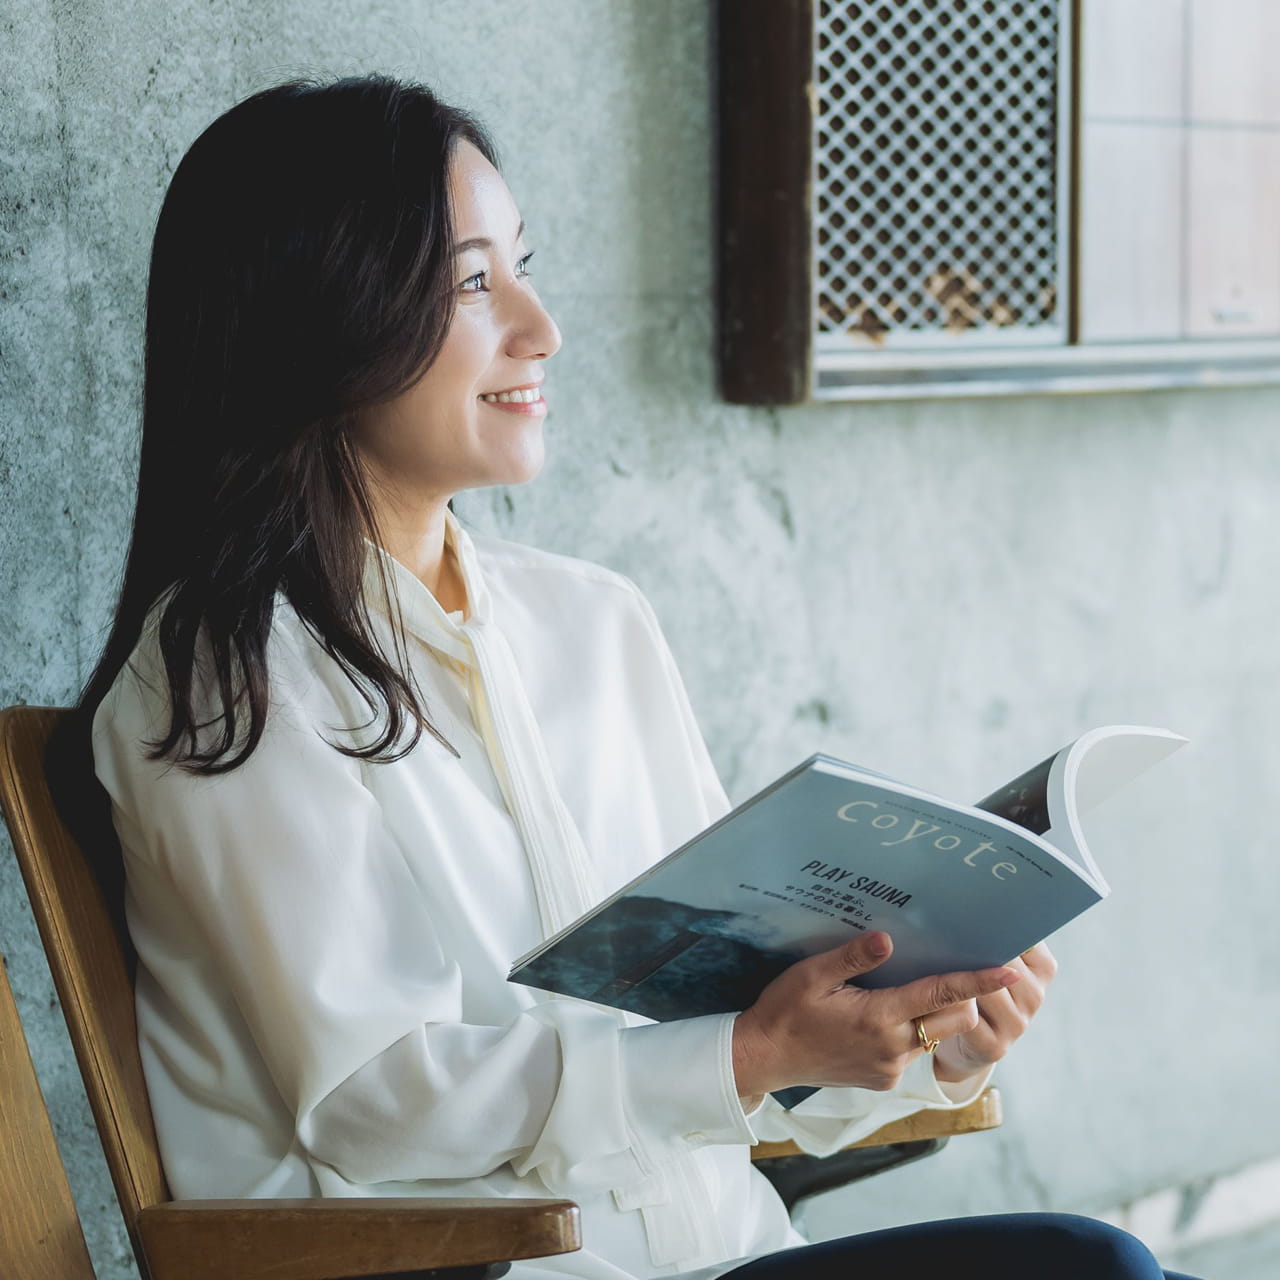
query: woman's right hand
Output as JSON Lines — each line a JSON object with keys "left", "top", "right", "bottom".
{"left": 731, "top": 930, "right": 1019, "bottom": 1100}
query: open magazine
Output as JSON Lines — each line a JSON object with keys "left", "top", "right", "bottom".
{"left": 510, "top": 725, "right": 1186, "bottom": 1104}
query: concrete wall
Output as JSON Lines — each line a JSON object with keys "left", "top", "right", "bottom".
{"left": 3, "top": 3, "right": 1278, "bottom": 1276}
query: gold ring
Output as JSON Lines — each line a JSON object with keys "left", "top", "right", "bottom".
{"left": 914, "top": 1017, "right": 940, "bottom": 1054}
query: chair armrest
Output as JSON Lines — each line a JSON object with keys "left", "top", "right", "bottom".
{"left": 137, "top": 1196, "right": 581, "bottom": 1280}
{"left": 750, "top": 1085, "right": 1002, "bottom": 1161}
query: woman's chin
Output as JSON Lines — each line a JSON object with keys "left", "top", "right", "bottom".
{"left": 497, "top": 438, "right": 546, "bottom": 487}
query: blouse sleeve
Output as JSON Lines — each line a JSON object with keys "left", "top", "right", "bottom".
{"left": 93, "top": 621, "right": 755, "bottom": 1203}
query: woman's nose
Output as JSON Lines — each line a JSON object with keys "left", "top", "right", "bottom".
{"left": 508, "top": 286, "right": 562, "bottom": 361}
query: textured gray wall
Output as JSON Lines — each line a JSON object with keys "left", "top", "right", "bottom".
{"left": 3, "top": 3, "right": 1278, "bottom": 1277}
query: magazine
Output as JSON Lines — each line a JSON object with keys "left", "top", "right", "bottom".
{"left": 510, "top": 726, "right": 1185, "bottom": 1105}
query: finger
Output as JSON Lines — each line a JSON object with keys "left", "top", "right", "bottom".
{"left": 910, "top": 999, "right": 979, "bottom": 1048}
{"left": 1001, "top": 969, "right": 1046, "bottom": 1020}
{"left": 974, "top": 987, "right": 1030, "bottom": 1040}
{"left": 1019, "top": 941, "right": 1057, "bottom": 983}
{"left": 991, "top": 957, "right": 1047, "bottom": 1017}
{"left": 893, "top": 964, "right": 1019, "bottom": 1021}
{"left": 819, "top": 930, "right": 896, "bottom": 984}
{"left": 956, "top": 991, "right": 1031, "bottom": 1066}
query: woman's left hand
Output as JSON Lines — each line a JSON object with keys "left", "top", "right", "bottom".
{"left": 930, "top": 942, "right": 1057, "bottom": 1085}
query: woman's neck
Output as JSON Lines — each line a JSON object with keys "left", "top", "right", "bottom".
{"left": 373, "top": 503, "right": 468, "bottom": 616}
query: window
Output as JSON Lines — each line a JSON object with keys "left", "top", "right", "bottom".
{"left": 718, "top": 0, "right": 1280, "bottom": 401}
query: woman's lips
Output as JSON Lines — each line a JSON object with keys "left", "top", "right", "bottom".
{"left": 479, "top": 394, "right": 546, "bottom": 416}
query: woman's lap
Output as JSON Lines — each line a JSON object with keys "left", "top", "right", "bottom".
{"left": 722, "top": 1213, "right": 1204, "bottom": 1280}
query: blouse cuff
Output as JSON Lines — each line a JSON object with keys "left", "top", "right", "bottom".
{"left": 898, "top": 1052, "right": 995, "bottom": 1107}
{"left": 620, "top": 1012, "right": 758, "bottom": 1159}
{"left": 789, "top": 1054, "right": 994, "bottom": 1120}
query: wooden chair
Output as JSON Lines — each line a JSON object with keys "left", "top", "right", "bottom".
{"left": 0, "top": 705, "right": 999, "bottom": 1279}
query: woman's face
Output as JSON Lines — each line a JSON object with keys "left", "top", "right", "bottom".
{"left": 353, "top": 140, "right": 561, "bottom": 514}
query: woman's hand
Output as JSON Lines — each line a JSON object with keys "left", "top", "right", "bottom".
{"left": 731, "top": 930, "right": 1020, "bottom": 1100}
{"left": 931, "top": 941, "right": 1057, "bottom": 1086}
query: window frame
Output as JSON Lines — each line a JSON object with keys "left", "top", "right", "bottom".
{"left": 717, "top": 0, "right": 1280, "bottom": 403}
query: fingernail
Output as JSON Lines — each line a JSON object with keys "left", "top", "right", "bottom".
{"left": 999, "top": 968, "right": 1021, "bottom": 987}
{"left": 867, "top": 932, "right": 891, "bottom": 958}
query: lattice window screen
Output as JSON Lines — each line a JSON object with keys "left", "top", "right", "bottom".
{"left": 815, "top": 0, "right": 1067, "bottom": 351}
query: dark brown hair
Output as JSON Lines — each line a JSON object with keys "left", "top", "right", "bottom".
{"left": 79, "top": 75, "right": 498, "bottom": 772}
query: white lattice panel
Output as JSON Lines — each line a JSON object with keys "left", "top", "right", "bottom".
{"left": 815, "top": 0, "right": 1068, "bottom": 350}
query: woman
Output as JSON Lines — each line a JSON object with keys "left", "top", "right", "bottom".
{"left": 84, "top": 75, "right": 1199, "bottom": 1280}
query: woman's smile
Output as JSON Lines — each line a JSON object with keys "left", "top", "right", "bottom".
{"left": 479, "top": 380, "right": 547, "bottom": 413}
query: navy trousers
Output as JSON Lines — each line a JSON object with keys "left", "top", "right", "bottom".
{"left": 722, "top": 1214, "right": 1204, "bottom": 1279}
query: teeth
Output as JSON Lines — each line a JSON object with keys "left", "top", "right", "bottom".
{"left": 481, "top": 387, "right": 541, "bottom": 404}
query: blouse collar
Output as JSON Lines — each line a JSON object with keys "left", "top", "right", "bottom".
{"left": 361, "top": 509, "right": 492, "bottom": 667}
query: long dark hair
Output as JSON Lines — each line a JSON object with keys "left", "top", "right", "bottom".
{"left": 79, "top": 75, "right": 497, "bottom": 773}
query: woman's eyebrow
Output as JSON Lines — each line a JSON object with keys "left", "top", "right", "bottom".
{"left": 453, "top": 220, "right": 526, "bottom": 256}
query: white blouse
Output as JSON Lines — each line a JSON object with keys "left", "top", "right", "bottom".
{"left": 92, "top": 511, "right": 985, "bottom": 1280}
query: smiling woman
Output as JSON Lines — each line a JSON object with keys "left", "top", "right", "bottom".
{"left": 352, "top": 142, "right": 560, "bottom": 601}
{"left": 76, "top": 74, "right": 1201, "bottom": 1280}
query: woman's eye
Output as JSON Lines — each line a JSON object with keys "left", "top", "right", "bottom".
{"left": 459, "top": 253, "right": 533, "bottom": 294}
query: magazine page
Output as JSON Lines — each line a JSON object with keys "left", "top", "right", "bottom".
{"left": 975, "top": 726, "right": 1187, "bottom": 888}
{"left": 1045, "top": 725, "right": 1188, "bottom": 886}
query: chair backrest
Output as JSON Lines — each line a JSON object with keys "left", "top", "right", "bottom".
{"left": 0, "top": 706, "right": 169, "bottom": 1264}
{"left": 0, "top": 941, "right": 98, "bottom": 1279}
